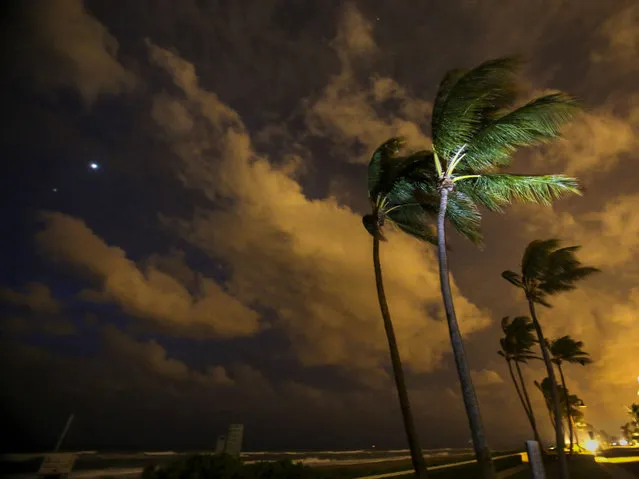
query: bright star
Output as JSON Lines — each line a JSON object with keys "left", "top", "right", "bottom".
{"left": 90, "top": 162, "right": 99, "bottom": 170}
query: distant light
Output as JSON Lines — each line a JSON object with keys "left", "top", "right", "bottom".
{"left": 52, "top": 188, "right": 58, "bottom": 192}
{"left": 585, "top": 439, "right": 599, "bottom": 452}
{"left": 620, "top": 439, "right": 629, "bottom": 446}
{"left": 90, "top": 162, "right": 99, "bottom": 170}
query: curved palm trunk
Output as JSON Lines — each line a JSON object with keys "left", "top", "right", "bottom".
{"left": 515, "top": 362, "right": 544, "bottom": 447}
{"left": 556, "top": 363, "right": 574, "bottom": 455}
{"left": 572, "top": 419, "right": 580, "bottom": 450}
{"left": 506, "top": 360, "right": 533, "bottom": 426}
{"left": 544, "top": 399, "right": 556, "bottom": 430}
{"left": 527, "top": 299, "right": 569, "bottom": 479}
{"left": 373, "top": 237, "right": 428, "bottom": 479}
{"left": 437, "top": 189, "right": 495, "bottom": 479}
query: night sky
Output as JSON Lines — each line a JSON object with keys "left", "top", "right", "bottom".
{"left": 1, "top": 0, "right": 638, "bottom": 453}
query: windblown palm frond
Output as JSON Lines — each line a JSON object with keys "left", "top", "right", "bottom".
{"left": 499, "top": 316, "right": 539, "bottom": 362}
{"left": 522, "top": 239, "right": 563, "bottom": 279}
{"left": 364, "top": 140, "right": 484, "bottom": 244}
{"left": 387, "top": 205, "right": 437, "bottom": 243}
{"left": 432, "top": 57, "right": 521, "bottom": 161}
{"left": 502, "top": 238, "right": 600, "bottom": 308}
{"left": 390, "top": 56, "right": 584, "bottom": 246}
{"left": 367, "top": 137, "right": 409, "bottom": 200}
{"left": 550, "top": 336, "right": 592, "bottom": 366}
{"left": 463, "top": 93, "right": 581, "bottom": 171}
{"left": 458, "top": 174, "right": 580, "bottom": 212}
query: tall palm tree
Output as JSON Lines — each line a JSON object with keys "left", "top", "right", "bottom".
{"left": 503, "top": 240, "right": 599, "bottom": 477}
{"left": 366, "top": 57, "right": 583, "bottom": 479}
{"left": 497, "top": 316, "right": 543, "bottom": 445}
{"left": 363, "top": 137, "right": 433, "bottom": 479}
{"left": 549, "top": 336, "right": 592, "bottom": 454}
{"left": 421, "top": 57, "right": 581, "bottom": 479}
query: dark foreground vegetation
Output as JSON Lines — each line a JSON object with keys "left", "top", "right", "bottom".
{"left": 140, "top": 453, "right": 524, "bottom": 479}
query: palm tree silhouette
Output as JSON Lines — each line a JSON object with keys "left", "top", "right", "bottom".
{"left": 366, "top": 56, "right": 584, "bottom": 479}
{"left": 363, "top": 137, "right": 431, "bottom": 479}
{"left": 549, "top": 336, "right": 592, "bottom": 454}
{"left": 498, "top": 316, "right": 543, "bottom": 446}
{"left": 503, "top": 239, "right": 599, "bottom": 478}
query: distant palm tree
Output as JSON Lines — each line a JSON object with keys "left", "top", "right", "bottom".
{"left": 621, "top": 422, "right": 635, "bottom": 442}
{"left": 498, "top": 316, "right": 543, "bottom": 445}
{"left": 363, "top": 138, "right": 432, "bottom": 479}
{"left": 503, "top": 240, "right": 599, "bottom": 476}
{"left": 564, "top": 393, "right": 585, "bottom": 449}
{"left": 628, "top": 403, "right": 639, "bottom": 425}
{"left": 535, "top": 377, "right": 560, "bottom": 430}
{"left": 549, "top": 336, "right": 592, "bottom": 454}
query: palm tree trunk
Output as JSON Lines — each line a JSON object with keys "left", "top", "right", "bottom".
{"left": 373, "top": 237, "right": 428, "bottom": 479}
{"left": 437, "top": 188, "right": 495, "bottom": 479}
{"left": 557, "top": 363, "right": 574, "bottom": 456}
{"left": 515, "top": 362, "right": 544, "bottom": 447}
{"left": 527, "top": 299, "right": 569, "bottom": 479}
{"left": 507, "top": 360, "right": 533, "bottom": 425}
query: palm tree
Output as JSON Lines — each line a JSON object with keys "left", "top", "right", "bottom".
{"left": 629, "top": 403, "right": 639, "bottom": 425}
{"left": 366, "top": 57, "right": 583, "bottom": 479}
{"left": 535, "top": 377, "right": 560, "bottom": 430}
{"left": 549, "top": 336, "right": 592, "bottom": 454}
{"left": 503, "top": 240, "right": 599, "bottom": 477}
{"left": 621, "top": 422, "right": 634, "bottom": 443}
{"left": 363, "top": 137, "right": 432, "bottom": 479}
{"left": 497, "top": 316, "right": 543, "bottom": 445}
{"left": 564, "top": 393, "right": 585, "bottom": 450}
{"left": 423, "top": 57, "right": 582, "bottom": 479}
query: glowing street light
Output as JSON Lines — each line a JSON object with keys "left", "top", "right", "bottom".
{"left": 585, "top": 439, "right": 600, "bottom": 453}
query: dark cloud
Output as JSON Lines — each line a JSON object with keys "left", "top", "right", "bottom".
{"left": 4, "top": 0, "right": 136, "bottom": 106}
{"left": 1, "top": 0, "right": 638, "bottom": 453}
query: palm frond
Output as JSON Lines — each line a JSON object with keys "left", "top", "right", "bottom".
{"left": 432, "top": 57, "right": 522, "bottom": 161}
{"left": 539, "top": 266, "right": 600, "bottom": 294}
{"left": 463, "top": 93, "right": 582, "bottom": 171}
{"left": 431, "top": 69, "right": 467, "bottom": 143}
{"left": 529, "top": 291, "right": 553, "bottom": 308}
{"left": 502, "top": 270, "right": 523, "bottom": 289}
{"left": 460, "top": 174, "right": 580, "bottom": 210}
{"left": 444, "top": 190, "right": 483, "bottom": 244}
{"left": 549, "top": 336, "right": 593, "bottom": 366}
{"left": 367, "top": 137, "right": 407, "bottom": 200}
{"left": 521, "top": 239, "right": 562, "bottom": 279}
{"left": 387, "top": 204, "right": 437, "bottom": 244}
{"left": 499, "top": 315, "right": 538, "bottom": 361}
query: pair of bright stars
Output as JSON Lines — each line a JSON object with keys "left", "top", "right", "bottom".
{"left": 52, "top": 162, "right": 100, "bottom": 193}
